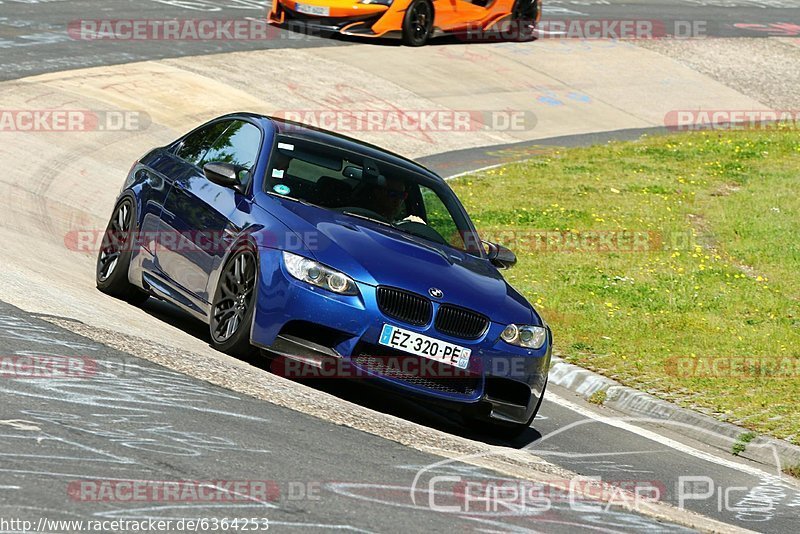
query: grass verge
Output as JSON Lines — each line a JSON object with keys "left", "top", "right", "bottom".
{"left": 732, "top": 431, "right": 758, "bottom": 456}
{"left": 588, "top": 389, "right": 608, "bottom": 406}
{"left": 450, "top": 127, "right": 800, "bottom": 444}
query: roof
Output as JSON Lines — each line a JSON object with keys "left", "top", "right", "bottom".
{"left": 236, "top": 113, "right": 443, "bottom": 183}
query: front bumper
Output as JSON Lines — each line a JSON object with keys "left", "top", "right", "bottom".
{"left": 268, "top": 0, "right": 398, "bottom": 38}
{"left": 251, "top": 249, "right": 551, "bottom": 425}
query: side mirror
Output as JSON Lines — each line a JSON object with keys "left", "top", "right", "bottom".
{"left": 204, "top": 162, "right": 245, "bottom": 194}
{"left": 484, "top": 241, "right": 517, "bottom": 269}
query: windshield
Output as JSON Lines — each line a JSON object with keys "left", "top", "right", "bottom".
{"left": 264, "top": 135, "right": 482, "bottom": 256}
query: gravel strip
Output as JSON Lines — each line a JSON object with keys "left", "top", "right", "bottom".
{"left": 636, "top": 38, "right": 800, "bottom": 109}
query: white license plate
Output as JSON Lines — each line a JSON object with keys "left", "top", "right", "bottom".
{"left": 379, "top": 324, "right": 471, "bottom": 370}
{"left": 295, "top": 3, "right": 330, "bottom": 16}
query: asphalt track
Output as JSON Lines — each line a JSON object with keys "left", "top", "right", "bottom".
{"left": 200, "top": 310, "right": 800, "bottom": 532}
{"left": 417, "top": 126, "right": 670, "bottom": 177}
{"left": 2, "top": 0, "right": 800, "bottom": 533}
{"left": 0, "top": 299, "right": 699, "bottom": 533}
{"left": 3, "top": 296, "right": 800, "bottom": 533}
{"left": 2, "top": 0, "right": 800, "bottom": 80}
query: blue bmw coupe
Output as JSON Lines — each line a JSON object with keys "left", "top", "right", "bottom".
{"left": 97, "top": 113, "right": 551, "bottom": 436}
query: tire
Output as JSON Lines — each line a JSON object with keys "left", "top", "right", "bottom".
{"left": 510, "top": 0, "right": 538, "bottom": 42}
{"left": 96, "top": 197, "right": 149, "bottom": 304}
{"left": 402, "top": 0, "right": 433, "bottom": 47}
{"left": 466, "top": 378, "right": 547, "bottom": 440}
{"left": 209, "top": 247, "right": 258, "bottom": 358}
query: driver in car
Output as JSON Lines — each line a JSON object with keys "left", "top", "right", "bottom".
{"left": 371, "top": 177, "right": 408, "bottom": 220}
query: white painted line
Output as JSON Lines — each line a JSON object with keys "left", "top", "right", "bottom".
{"left": 444, "top": 163, "right": 506, "bottom": 181}
{"left": 536, "top": 450, "right": 659, "bottom": 459}
{"left": 443, "top": 154, "right": 549, "bottom": 180}
{"left": 545, "top": 392, "right": 788, "bottom": 482}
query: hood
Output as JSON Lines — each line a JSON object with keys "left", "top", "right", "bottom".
{"left": 265, "top": 197, "right": 535, "bottom": 325}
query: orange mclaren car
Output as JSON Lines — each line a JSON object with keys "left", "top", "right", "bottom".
{"left": 268, "top": 0, "right": 542, "bottom": 46}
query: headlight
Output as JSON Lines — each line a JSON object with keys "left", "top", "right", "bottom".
{"left": 358, "top": 0, "right": 392, "bottom": 4}
{"left": 500, "top": 324, "right": 547, "bottom": 349}
{"left": 283, "top": 252, "right": 359, "bottom": 296}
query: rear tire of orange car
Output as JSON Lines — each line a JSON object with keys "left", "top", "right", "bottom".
{"left": 511, "top": 0, "right": 538, "bottom": 42}
{"left": 402, "top": 0, "right": 433, "bottom": 46}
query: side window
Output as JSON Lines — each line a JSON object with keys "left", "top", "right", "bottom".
{"left": 176, "top": 121, "right": 232, "bottom": 166}
{"left": 419, "top": 186, "right": 465, "bottom": 250}
{"left": 200, "top": 121, "right": 261, "bottom": 173}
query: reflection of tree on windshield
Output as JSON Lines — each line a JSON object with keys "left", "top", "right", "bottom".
{"left": 182, "top": 122, "right": 259, "bottom": 171}
{"left": 179, "top": 122, "right": 230, "bottom": 165}
{"left": 175, "top": 122, "right": 258, "bottom": 242}
{"left": 201, "top": 123, "right": 257, "bottom": 169}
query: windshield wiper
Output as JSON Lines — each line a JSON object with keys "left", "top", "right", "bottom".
{"left": 341, "top": 211, "right": 394, "bottom": 228}
{"left": 267, "top": 191, "right": 314, "bottom": 207}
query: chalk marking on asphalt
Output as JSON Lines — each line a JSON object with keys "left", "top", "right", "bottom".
{"left": 92, "top": 504, "right": 373, "bottom": 532}
{"left": 545, "top": 393, "right": 787, "bottom": 481}
{"left": 0, "top": 381, "right": 270, "bottom": 422}
{"left": 0, "top": 474, "right": 282, "bottom": 509}
{"left": 463, "top": 514, "right": 675, "bottom": 534}
{"left": 0, "top": 419, "right": 40, "bottom": 431}
{"left": 267, "top": 522, "right": 373, "bottom": 532}
{"left": 408, "top": 393, "right": 798, "bottom": 527}
{"left": 326, "top": 481, "right": 693, "bottom": 532}
{"left": 95, "top": 503, "right": 278, "bottom": 519}
{"left": 0, "top": 433, "right": 137, "bottom": 464}
{"left": 0, "top": 469, "right": 174, "bottom": 481}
